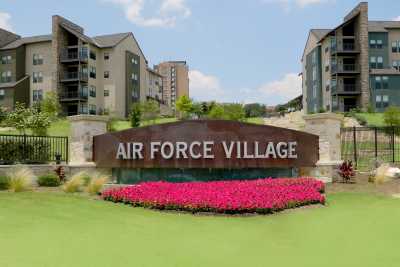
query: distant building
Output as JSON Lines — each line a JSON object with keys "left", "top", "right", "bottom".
{"left": 302, "top": 2, "right": 400, "bottom": 113}
{"left": 154, "top": 61, "right": 189, "bottom": 111}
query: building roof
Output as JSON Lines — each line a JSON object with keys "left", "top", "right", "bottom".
{"left": 370, "top": 69, "right": 400, "bottom": 75}
{"left": 0, "top": 35, "right": 52, "bottom": 50}
{"left": 310, "top": 29, "right": 331, "bottom": 42}
{"left": 92, "top": 32, "right": 131, "bottom": 48}
{"left": 368, "top": 21, "right": 400, "bottom": 32}
{"left": 0, "top": 76, "right": 29, "bottom": 88}
{"left": 147, "top": 67, "right": 163, "bottom": 77}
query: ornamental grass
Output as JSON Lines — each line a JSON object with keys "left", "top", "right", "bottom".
{"left": 103, "top": 178, "right": 325, "bottom": 215}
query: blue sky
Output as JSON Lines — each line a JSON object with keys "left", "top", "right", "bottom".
{"left": 0, "top": 0, "right": 399, "bottom": 105}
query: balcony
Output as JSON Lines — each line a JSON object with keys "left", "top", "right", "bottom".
{"left": 59, "top": 88, "right": 88, "bottom": 102}
{"left": 60, "top": 71, "right": 88, "bottom": 83}
{"left": 331, "top": 64, "right": 360, "bottom": 75}
{"left": 331, "top": 84, "right": 361, "bottom": 95}
{"left": 60, "top": 48, "right": 88, "bottom": 64}
{"left": 331, "top": 40, "right": 360, "bottom": 55}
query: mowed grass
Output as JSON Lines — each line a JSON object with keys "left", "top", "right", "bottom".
{"left": 1, "top": 192, "right": 400, "bottom": 267}
{"left": 0, "top": 119, "right": 71, "bottom": 136}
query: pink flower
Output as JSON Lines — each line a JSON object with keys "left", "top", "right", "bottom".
{"left": 102, "top": 178, "right": 325, "bottom": 214}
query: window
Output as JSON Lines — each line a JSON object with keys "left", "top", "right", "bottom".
{"left": 131, "top": 73, "right": 138, "bottom": 81}
{"left": 370, "top": 39, "right": 376, "bottom": 49}
{"left": 383, "top": 95, "right": 389, "bottom": 108}
{"left": 1, "top": 71, "right": 12, "bottom": 83}
{"left": 375, "top": 76, "right": 382, "bottom": 89}
{"left": 33, "top": 89, "right": 43, "bottom": 102}
{"left": 370, "top": 57, "right": 377, "bottom": 69}
{"left": 393, "top": 60, "right": 400, "bottom": 71}
{"left": 33, "top": 54, "right": 43, "bottom": 65}
{"left": 312, "top": 84, "right": 317, "bottom": 99}
{"left": 89, "top": 66, "right": 96, "bottom": 78}
{"left": 89, "top": 104, "right": 96, "bottom": 115}
{"left": 376, "top": 95, "right": 382, "bottom": 108}
{"left": 312, "top": 51, "right": 316, "bottom": 64}
{"left": 80, "top": 103, "right": 88, "bottom": 114}
{"left": 325, "top": 46, "right": 329, "bottom": 53}
{"left": 89, "top": 86, "right": 96, "bottom": 97}
{"left": 1, "top": 55, "right": 11, "bottom": 64}
{"left": 325, "top": 79, "right": 330, "bottom": 91}
{"left": 104, "top": 89, "right": 109, "bottom": 97}
{"left": 132, "top": 89, "right": 139, "bottom": 99}
{"left": 33, "top": 72, "right": 43, "bottom": 83}
{"left": 0, "top": 89, "right": 4, "bottom": 100}
{"left": 131, "top": 58, "right": 138, "bottom": 65}
{"left": 382, "top": 76, "right": 389, "bottom": 89}
{"left": 90, "top": 50, "right": 96, "bottom": 60}
{"left": 104, "top": 71, "right": 109, "bottom": 79}
{"left": 312, "top": 66, "right": 317, "bottom": 81}
{"left": 392, "top": 41, "right": 398, "bottom": 53}
{"left": 376, "top": 39, "right": 383, "bottom": 49}
{"left": 377, "top": 56, "right": 383, "bottom": 69}
{"left": 104, "top": 52, "right": 110, "bottom": 60}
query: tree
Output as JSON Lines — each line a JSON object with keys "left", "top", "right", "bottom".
{"left": 384, "top": 106, "right": 400, "bottom": 126}
{"left": 130, "top": 103, "right": 142, "bottom": 128}
{"left": 141, "top": 100, "right": 160, "bottom": 124}
{"left": 175, "top": 95, "right": 193, "bottom": 118}
{"left": 244, "top": 103, "right": 266, "bottom": 118}
{"left": 207, "top": 104, "right": 225, "bottom": 119}
{"left": 40, "top": 91, "right": 61, "bottom": 120}
{"left": 223, "top": 103, "right": 245, "bottom": 121}
{"left": 191, "top": 102, "right": 203, "bottom": 118}
{"left": 26, "top": 110, "right": 51, "bottom": 136}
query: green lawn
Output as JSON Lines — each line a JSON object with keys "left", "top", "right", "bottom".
{"left": 354, "top": 113, "right": 385, "bottom": 127}
{"left": 0, "top": 119, "right": 71, "bottom": 136}
{"left": 1, "top": 191, "right": 400, "bottom": 267}
{"left": 109, "top": 117, "right": 178, "bottom": 131}
{"left": 244, "top": 117, "right": 264, "bottom": 125}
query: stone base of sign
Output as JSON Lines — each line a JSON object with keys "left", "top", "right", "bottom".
{"left": 303, "top": 113, "right": 344, "bottom": 183}
{"left": 300, "top": 160, "right": 343, "bottom": 183}
{"left": 68, "top": 115, "right": 109, "bottom": 164}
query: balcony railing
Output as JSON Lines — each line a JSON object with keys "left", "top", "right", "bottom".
{"left": 60, "top": 48, "right": 88, "bottom": 62}
{"left": 331, "top": 84, "right": 361, "bottom": 95}
{"left": 331, "top": 39, "right": 359, "bottom": 54}
{"left": 331, "top": 64, "right": 360, "bottom": 74}
{"left": 60, "top": 72, "right": 88, "bottom": 82}
{"left": 59, "top": 88, "right": 88, "bottom": 101}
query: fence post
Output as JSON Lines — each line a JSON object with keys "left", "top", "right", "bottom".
{"left": 23, "top": 134, "right": 27, "bottom": 163}
{"left": 66, "top": 137, "right": 69, "bottom": 163}
{"left": 392, "top": 126, "right": 395, "bottom": 163}
{"left": 353, "top": 126, "right": 357, "bottom": 168}
{"left": 374, "top": 127, "right": 378, "bottom": 162}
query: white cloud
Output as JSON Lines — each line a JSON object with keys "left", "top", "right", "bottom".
{"left": 189, "top": 70, "right": 301, "bottom": 105}
{"left": 104, "top": 0, "right": 191, "bottom": 27}
{"left": 189, "top": 70, "right": 224, "bottom": 101}
{"left": 257, "top": 73, "right": 302, "bottom": 100}
{"left": 393, "top": 16, "right": 400, "bottom": 21}
{"left": 0, "top": 12, "right": 13, "bottom": 32}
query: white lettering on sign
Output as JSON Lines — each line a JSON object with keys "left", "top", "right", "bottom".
{"left": 116, "top": 141, "right": 298, "bottom": 160}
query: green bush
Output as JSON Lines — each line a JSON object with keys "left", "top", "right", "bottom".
{"left": 354, "top": 114, "right": 368, "bottom": 126}
{"left": 384, "top": 106, "right": 400, "bottom": 127}
{"left": 0, "top": 176, "right": 9, "bottom": 190}
{"left": 0, "top": 139, "right": 51, "bottom": 164}
{"left": 37, "top": 174, "right": 61, "bottom": 187}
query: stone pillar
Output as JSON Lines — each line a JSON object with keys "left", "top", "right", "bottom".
{"left": 68, "top": 115, "right": 108, "bottom": 165}
{"left": 301, "top": 113, "right": 344, "bottom": 183}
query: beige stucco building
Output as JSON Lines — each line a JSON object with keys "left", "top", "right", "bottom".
{"left": 154, "top": 61, "right": 189, "bottom": 111}
{"left": 0, "top": 15, "right": 187, "bottom": 117}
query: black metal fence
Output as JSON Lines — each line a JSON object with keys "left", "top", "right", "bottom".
{"left": 0, "top": 134, "right": 68, "bottom": 165}
{"left": 341, "top": 126, "right": 400, "bottom": 170}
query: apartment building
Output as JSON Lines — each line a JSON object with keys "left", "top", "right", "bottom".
{"left": 154, "top": 61, "right": 189, "bottom": 111}
{"left": 302, "top": 2, "right": 400, "bottom": 113}
{"left": 0, "top": 15, "right": 184, "bottom": 117}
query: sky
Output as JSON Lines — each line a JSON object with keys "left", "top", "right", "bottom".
{"left": 0, "top": 0, "right": 399, "bottom": 105}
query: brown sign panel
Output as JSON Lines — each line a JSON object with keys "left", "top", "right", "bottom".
{"left": 93, "top": 120, "right": 319, "bottom": 168}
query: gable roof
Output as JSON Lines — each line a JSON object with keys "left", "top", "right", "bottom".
{"left": 310, "top": 29, "right": 331, "bottom": 42}
{"left": 0, "top": 34, "right": 52, "bottom": 50}
{"left": 92, "top": 32, "right": 131, "bottom": 48}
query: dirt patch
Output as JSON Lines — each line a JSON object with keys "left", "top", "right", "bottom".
{"left": 326, "top": 172, "right": 400, "bottom": 197}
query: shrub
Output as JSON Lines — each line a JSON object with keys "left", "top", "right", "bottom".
{"left": 38, "top": 173, "right": 61, "bottom": 187}
{"left": 384, "top": 106, "right": 400, "bottom": 127}
{"left": 373, "top": 163, "right": 391, "bottom": 185}
{"left": 54, "top": 166, "right": 66, "bottom": 183}
{"left": 338, "top": 161, "right": 355, "bottom": 183}
{"left": 103, "top": 178, "right": 325, "bottom": 214}
{"left": 0, "top": 176, "right": 9, "bottom": 190}
{"left": 86, "top": 173, "right": 110, "bottom": 195}
{"left": 6, "top": 166, "right": 34, "bottom": 192}
{"left": 0, "top": 139, "right": 51, "bottom": 165}
{"left": 130, "top": 103, "right": 142, "bottom": 128}
{"left": 63, "top": 172, "right": 85, "bottom": 193}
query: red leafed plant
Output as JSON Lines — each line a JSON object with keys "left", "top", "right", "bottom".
{"left": 339, "top": 160, "right": 355, "bottom": 183}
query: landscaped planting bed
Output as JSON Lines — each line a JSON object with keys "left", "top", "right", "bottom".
{"left": 102, "top": 178, "right": 325, "bottom": 214}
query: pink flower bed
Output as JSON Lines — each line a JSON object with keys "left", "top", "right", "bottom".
{"left": 102, "top": 178, "right": 325, "bottom": 214}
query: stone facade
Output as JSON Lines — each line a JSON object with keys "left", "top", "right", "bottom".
{"left": 302, "top": 113, "right": 344, "bottom": 182}
{"left": 68, "top": 115, "right": 109, "bottom": 164}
